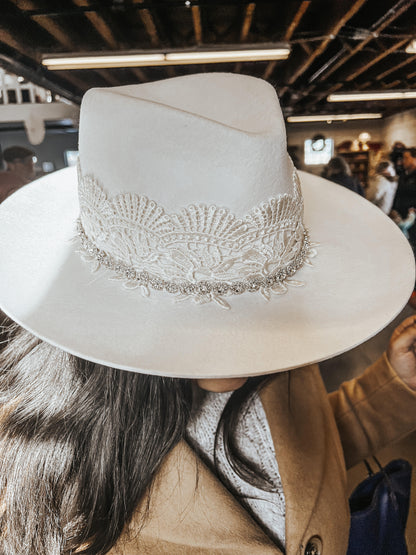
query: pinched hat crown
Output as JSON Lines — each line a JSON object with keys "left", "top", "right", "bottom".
{"left": 77, "top": 73, "right": 315, "bottom": 309}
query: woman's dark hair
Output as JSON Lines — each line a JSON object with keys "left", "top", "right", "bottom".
{"left": 0, "top": 325, "right": 193, "bottom": 554}
{"left": 0, "top": 325, "right": 273, "bottom": 554}
{"left": 216, "top": 375, "right": 279, "bottom": 493}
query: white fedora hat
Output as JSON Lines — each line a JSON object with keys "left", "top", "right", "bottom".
{"left": 0, "top": 73, "right": 414, "bottom": 378}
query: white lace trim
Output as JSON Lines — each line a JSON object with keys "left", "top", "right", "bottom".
{"left": 77, "top": 163, "right": 318, "bottom": 309}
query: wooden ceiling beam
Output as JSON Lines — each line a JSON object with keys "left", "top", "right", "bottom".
{"left": 235, "top": 2, "right": 255, "bottom": 72}
{"left": 191, "top": 5, "right": 203, "bottom": 45}
{"left": 278, "top": 85, "right": 289, "bottom": 98}
{"left": 95, "top": 70, "right": 120, "bottom": 86}
{"left": 302, "top": 82, "right": 343, "bottom": 110}
{"left": 130, "top": 68, "right": 148, "bottom": 82}
{"left": 53, "top": 71, "right": 95, "bottom": 92}
{"left": 287, "top": 0, "right": 367, "bottom": 85}
{"left": 135, "top": 0, "right": 160, "bottom": 46}
{"left": 263, "top": 0, "right": 310, "bottom": 81}
{"left": 71, "top": 0, "right": 148, "bottom": 83}
{"left": 134, "top": 0, "right": 174, "bottom": 77}
{"left": 345, "top": 38, "right": 409, "bottom": 82}
{"left": 0, "top": 29, "right": 86, "bottom": 93}
{"left": 299, "top": 41, "right": 312, "bottom": 56}
{"left": 381, "top": 79, "right": 401, "bottom": 89}
{"left": 72, "top": 0, "right": 118, "bottom": 50}
{"left": 6, "top": 0, "right": 120, "bottom": 88}
{"left": 8, "top": 0, "right": 73, "bottom": 49}
{"left": 284, "top": 1, "right": 311, "bottom": 42}
{"left": 0, "top": 28, "right": 33, "bottom": 58}
{"left": 357, "top": 81, "right": 372, "bottom": 90}
{"left": 240, "top": 2, "right": 256, "bottom": 42}
{"left": 316, "top": 0, "right": 415, "bottom": 82}
{"left": 376, "top": 55, "right": 416, "bottom": 81}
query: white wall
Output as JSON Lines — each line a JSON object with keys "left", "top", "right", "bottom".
{"left": 286, "top": 119, "right": 385, "bottom": 175}
{"left": 382, "top": 107, "right": 416, "bottom": 150}
{"left": 286, "top": 108, "right": 416, "bottom": 175}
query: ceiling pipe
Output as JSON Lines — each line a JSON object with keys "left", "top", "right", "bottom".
{"left": 308, "top": 0, "right": 416, "bottom": 84}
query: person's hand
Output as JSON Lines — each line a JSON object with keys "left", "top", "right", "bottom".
{"left": 387, "top": 315, "right": 416, "bottom": 390}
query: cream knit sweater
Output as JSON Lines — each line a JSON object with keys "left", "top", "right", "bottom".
{"left": 186, "top": 390, "right": 286, "bottom": 550}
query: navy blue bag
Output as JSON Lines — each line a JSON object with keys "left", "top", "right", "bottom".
{"left": 347, "top": 458, "right": 412, "bottom": 555}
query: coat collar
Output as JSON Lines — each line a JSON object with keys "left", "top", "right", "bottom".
{"left": 122, "top": 440, "right": 279, "bottom": 553}
{"left": 259, "top": 366, "right": 329, "bottom": 554}
{"left": 116, "top": 366, "right": 327, "bottom": 554}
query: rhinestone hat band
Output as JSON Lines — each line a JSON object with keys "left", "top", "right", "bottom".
{"left": 77, "top": 219, "right": 312, "bottom": 302}
{"left": 76, "top": 162, "right": 317, "bottom": 310}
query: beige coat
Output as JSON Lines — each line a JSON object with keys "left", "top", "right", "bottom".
{"left": 112, "top": 355, "right": 416, "bottom": 555}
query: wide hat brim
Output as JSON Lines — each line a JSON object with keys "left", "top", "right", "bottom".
{"left": 0, "top": 166, "right": 414, "bottom": 378}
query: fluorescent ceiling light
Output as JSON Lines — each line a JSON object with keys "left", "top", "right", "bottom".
{"left": 406, "top": 39, "right": 416, "bottom": 54}
{"left": 328, "top": 91, "right": 416, "bottom": 102}
{"left": 165, "top": 48, "right": 290, "bottom": 64}
{"left": 42, "top": 54, "right": 166, "bottom": 70}
{"left": 42, "top": 46, "right": 290, "bottom": 70}
{"left": 287, "top": 113, "right": 383, "bottom": 123}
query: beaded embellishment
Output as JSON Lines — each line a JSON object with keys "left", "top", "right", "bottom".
{"left": 77, "top": 163, "right": 317, "bottom": 309}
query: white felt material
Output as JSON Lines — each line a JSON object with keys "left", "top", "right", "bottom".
{"left": 79, "top": 73, "right": 292, "bottom": 212}
{"left": 0, "top": 73, "right": 414, "bottom": 377}
{"left": 0, "top": 166, "right": 413, "bottom": 378}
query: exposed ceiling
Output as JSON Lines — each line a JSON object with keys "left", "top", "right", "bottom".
{"left": 1, "top": 0, "right": 416, "bottom": 118}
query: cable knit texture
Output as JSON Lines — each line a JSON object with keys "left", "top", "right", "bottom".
{"left": 186, "top": 390, "right": 286, "bottom": 549}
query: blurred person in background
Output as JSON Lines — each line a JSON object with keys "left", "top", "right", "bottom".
{"left": 390, "top": 208, "right": 416, "bottom": 240}
{"left": 0, "top": 146, "right": 36, "bottom": 204}
{"left": 324, "top": 156, "right": 365, "bottom": 197}
{"left": 367, "top": 161, "right": 398, "bottom": 215}
{"left": 393, "top": 148, "right": 416, "bottom": 249}
{"left": 390, "top": 141, "right": 406, "bottom": 177}
{"left": 393, "top": 147, "right": 416, "bottom": 307}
